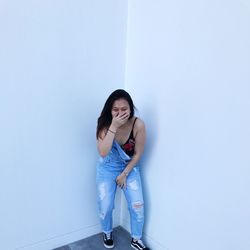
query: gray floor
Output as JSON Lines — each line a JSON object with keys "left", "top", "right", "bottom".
{"left": 53, "top": 226, "right": 133, "bottom": 250}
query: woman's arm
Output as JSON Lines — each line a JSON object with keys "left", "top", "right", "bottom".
{"left": 97, "top": 112, "right": 130, "bottom": 157}
{"left": 97, "top": 127, "right": 116, "bottom": 157}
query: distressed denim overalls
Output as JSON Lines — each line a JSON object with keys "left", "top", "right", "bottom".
{"left": 96, "top": 140, "right": 144, "bottom": 239}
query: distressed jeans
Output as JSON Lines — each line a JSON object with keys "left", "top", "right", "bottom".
{"left": 96, "top": 141, "right": 144, "bottom": 239}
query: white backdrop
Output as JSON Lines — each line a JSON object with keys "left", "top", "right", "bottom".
{"left": 1, "top": 1, "right": 250, "bottom": 250}
{"left": 0, "top": 0, "right": 127, "bottom": 249}
{"left": 122, "top": 0, "right": 250, "bottom": 250}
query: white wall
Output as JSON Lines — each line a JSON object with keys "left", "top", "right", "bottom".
{"left": 122, "top": 1, "right": 250, "bottom": 250}
{"left": 1, "top": 1, "right": 250, "bottom": 249}
{"left": 0, "top": 1, "right": 127, "bottom": 249}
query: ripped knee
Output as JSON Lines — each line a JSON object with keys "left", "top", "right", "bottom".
{"left": 132, "top": 201, "right": 144, "bottom": 210}
{"left": 131, "top": 201, "right": 144, "bottom": 221}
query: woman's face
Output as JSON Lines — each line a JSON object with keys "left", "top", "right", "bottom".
{"left": 111, "top": 98, "right": 130, "bottom": 118}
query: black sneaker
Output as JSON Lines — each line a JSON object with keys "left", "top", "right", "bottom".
{"left": 131, "top": 238, "right": 150, "bottom": 250}
{"left": 103, "top": 232, "right": 114, "bottom": 249}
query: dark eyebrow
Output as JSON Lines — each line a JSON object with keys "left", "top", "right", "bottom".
{"left": 112, "top": 106, "right": 128, "bottom": 109}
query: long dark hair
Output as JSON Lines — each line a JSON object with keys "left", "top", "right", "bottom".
{"left": 96, "top": 89, "right": 135, "bottom": 139}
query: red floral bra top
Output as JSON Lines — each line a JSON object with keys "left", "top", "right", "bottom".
{"left": 121, "top": 118, "right": 137, "bottom": 157}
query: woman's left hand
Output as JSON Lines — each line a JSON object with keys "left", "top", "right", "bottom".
{"left": 116, "top": 173, "right": 126, "bottom": 189}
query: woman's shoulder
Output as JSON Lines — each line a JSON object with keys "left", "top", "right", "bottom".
{"left": 134, "top": 117, "right": 145, "bottom": 130}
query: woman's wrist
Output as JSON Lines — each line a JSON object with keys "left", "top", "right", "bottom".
{"left": 108, "top": 128, "right": 116, "bottom": 134}
{"left": 108, "top": 125, "right": 117, "bottom": 134}
{"left": 122, "top": 170, "right": 129, "bottom": 177}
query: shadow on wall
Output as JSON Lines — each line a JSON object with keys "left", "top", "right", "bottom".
{"left": 137, "top": 101, "right": 158, "bottom": 235}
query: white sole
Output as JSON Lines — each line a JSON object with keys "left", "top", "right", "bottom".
{"left": 103, "top": 242, "right": 114, "bottom": 249}
{"left": 131, "top": 243, "right": 143, "bottom": 250}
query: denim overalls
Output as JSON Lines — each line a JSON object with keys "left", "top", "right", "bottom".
{"left": 96, "top": 140, "right": 144, "bottom": 239}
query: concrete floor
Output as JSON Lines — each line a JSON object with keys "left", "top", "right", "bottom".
{"left": 53, "top": 226, "right": 133, "bottom": 250}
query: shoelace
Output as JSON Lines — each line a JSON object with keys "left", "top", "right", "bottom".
{"left": 134, "top": 239, "right": 146, "bottom": 248}
{"left": 106, "top": 233, "right": 112, "bottom": 240}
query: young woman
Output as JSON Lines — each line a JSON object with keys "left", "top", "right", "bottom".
{"left": 96, "top": 89, "right": 150, "bottom": 250}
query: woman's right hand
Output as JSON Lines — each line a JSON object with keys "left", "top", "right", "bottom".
{"left": 111, "top": 112, "right": 130, "bottom": 130}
